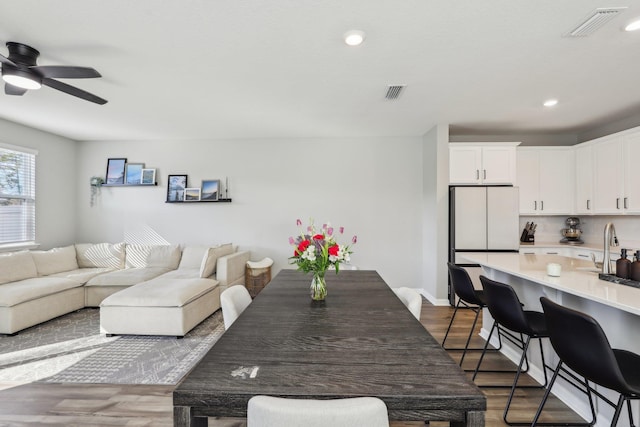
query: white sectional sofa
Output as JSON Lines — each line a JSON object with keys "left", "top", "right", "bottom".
{"left": 0, "top": 243, "right": 250, "bottom": 335}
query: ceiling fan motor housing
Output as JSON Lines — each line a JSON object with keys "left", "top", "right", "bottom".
{"left": 6, "top": 42, "right": 40, "bottom": 67}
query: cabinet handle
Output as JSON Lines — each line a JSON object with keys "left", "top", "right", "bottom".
{"left": 476, "top": 170, "right": 479, "bottom": 180}
{"left": 483, "top": 169, "right": 486, "bottom": 180}
{"left": 578, "top": 254, "right": 589, "bottom": 258}
{"left": 587, "top": 199, "right": 590, "bottom": 210}
{"left": 617, "top": 198, "right": 620, "bottom": 209}
{"left": 625, "top": 197, "right": 628, "bottom": 209}
{"left": 540, "top": 201, "right": 544, "bottom": 211}
{"left": 534, "top": 201, "right": 537, "bottom": 210}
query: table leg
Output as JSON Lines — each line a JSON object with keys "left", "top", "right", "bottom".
{"left": 173, "top": 406, "right": 208, "bottom": 427}
{"left": 450, "top": 410, "right": 484, "bottom": 427}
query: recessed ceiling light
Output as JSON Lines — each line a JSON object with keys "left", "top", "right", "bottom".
{"left": 543, "top": 99, "right": 558, "bottom": 107}
{"left": 625, "top": 18, "right": 640, "bottom": 31}
{"left": 344, "top": 30, "right": 365, "bottom": 46}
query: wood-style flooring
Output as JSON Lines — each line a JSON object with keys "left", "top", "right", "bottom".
{"left": 0, "top": 300, "right": 587, "bottom": 426}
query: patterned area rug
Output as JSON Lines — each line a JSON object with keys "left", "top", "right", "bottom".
{"left": 0, "top": 308, "right": 224, "bottom": 385}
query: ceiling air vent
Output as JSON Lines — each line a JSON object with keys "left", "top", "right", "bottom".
{"left": 565, "top": 7, "right": 627, "bottom": 37}
{"left": 385, "top": 85, "right": 405, "bottom": 100}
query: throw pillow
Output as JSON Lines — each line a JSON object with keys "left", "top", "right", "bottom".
{"left": 75, "top": 242, "right": 125, "bottom": 269}
{"left": 199, "top": 243, "right": 234, "bottom": 278}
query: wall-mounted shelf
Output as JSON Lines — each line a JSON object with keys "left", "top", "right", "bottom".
{"left": 166, "top": 198, "right": 232, "bottom": 203}
{"left": 102, "top": 183, "right": 158, "bottom": 187}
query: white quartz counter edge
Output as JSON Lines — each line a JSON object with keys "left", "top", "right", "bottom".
{"left": 460, "top": 252, "right": 640, "bottom": 317}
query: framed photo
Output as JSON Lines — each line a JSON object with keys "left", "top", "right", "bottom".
{"left": 167, "top": 174, "right": 188, "bottom": 202}
{"left": 125, "top": 163, "right": 144, "bottom": 184}
{"left": 201, "top": 179, "right": 220, "bottom": 201}
{"left": 105, "top": 158, "right": 127, "bottom": 185}
{"left": 141, "top": 168, "right": 156, "bottom": 185}
{"left": 184, "top": 187, "right": 201, "bottom": 201}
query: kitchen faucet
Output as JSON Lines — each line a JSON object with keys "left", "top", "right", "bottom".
{"left": 602, "top": 222, "right": 619, "bottom": 274}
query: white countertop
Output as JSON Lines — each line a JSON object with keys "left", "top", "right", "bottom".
{"left": 460, "top": 252, "right": 640, "bottom": 316}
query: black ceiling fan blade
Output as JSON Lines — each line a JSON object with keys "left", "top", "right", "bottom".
{"left": 32, "top": 65, "right": 101, "bottom": 79}
{"left": 42, "top": 78, "right": 107, "bottom": 105}
{"left": 5, "top": 83, "right": 27, "bottom": 96}
{"left": 0, "top": 52, "right": 17, "bottom": 67}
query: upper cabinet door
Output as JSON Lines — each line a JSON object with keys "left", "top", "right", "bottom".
{"left": 623, "top": 132, "right": 640, "bottom": 213}
{"left": 592, "top": 136, "right": 624, "bottom": 214}
{"left": 516, "top": 150, "right": 540, "bottom": 214}
{"left": 575, "top": 144, "right": 594, "bottom": 214}
{"left": 482, "top": 146, "right": 516, "bottom": 184}
{"left": 449, "top": 142, "right": 519, "bottom": 185}
{"left": 538, "top": 148, "right": 574, "bottom": 215}
{"left": 449, "top": 146, "right": 482, "bottom": 184}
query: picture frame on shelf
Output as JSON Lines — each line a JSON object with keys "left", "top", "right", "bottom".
{"left": 125, "top": 163, "right": 144, "bottom": 184}
{"left": 141, "top": 168, "right": 156, "bottom": 185}
{"left": 167, "top": 174, "right": 188, "bottom": 202}
{"left": 184, "top": 187, "right": 201, "bottom": 201}
{"left": 105, "top": 158, "right": 127, "bottom": 185}
{"left": 201, "top": 179, "right": 220, "bottom": 201}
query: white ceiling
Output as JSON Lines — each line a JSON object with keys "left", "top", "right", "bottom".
{"left": 0, "top": 0, "right": 639, "bottom": 142}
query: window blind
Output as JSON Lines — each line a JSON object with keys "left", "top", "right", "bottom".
{"left": 0, "top": 145, "right": 36, "bottom": 244}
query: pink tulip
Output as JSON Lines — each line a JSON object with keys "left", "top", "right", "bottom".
{"left": 296, "top": 219, "right": 302, "bottom": 226}
{"left": 352, "top": 235, "right": 358, "bottom": 244}
{"left": 339, "top": 226, "right": 344, "bottom": 234}
{"left": 327, "top": 227, "right": 334, "bottom": 236}
{"left": 289, "top": 236, "right": 295, "bottom": 245}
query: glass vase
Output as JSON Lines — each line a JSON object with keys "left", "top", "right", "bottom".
{"left": 310, "top": 272, "right": 327, "bottom": 301}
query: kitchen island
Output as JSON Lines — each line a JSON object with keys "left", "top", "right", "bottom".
{"left": 461, "top": 252, "right": 640, "bottom": 427}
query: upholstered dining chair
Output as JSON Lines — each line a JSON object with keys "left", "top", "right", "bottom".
{"left": 532, "top": 297, "right": 640, "bottom": 427}
{"left": 247, "top": 395, "right": 390, "bottom": 427}
{"left": 220, "top": 285, "right": 252, "bottom": 330}
{"left": 392, "top": 287, "right": 422, "bottom": 320}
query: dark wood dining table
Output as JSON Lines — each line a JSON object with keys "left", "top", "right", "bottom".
{"left": 173, "top": 269, "right": 485, "bottom": 426}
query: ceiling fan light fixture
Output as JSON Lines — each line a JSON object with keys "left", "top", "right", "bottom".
{"left": 2, "top": 68, "right": 41, "bottom": 90}
{"left": 344, "top": 30, "right": 365, "bottom": 46}
{"left": 543, "top": 99, "right": 558, "bottom": 107}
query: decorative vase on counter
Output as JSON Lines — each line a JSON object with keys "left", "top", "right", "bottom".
{"left": 310, "top": 272, "right": 328, "bottom": 301}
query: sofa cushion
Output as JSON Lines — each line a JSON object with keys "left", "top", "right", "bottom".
{"left": 101, "top": 277, "right": 219, "bottom": 308}
{"left": 0, "top": 251, "right": 37, "bottom": 285}
{"left": 125, "top": 244, "right": 181, "bottom": 269}
{"left": 158, "top": 269, "right": 201, "bottom": 280}
{"left": 0, "top": 277, "right": 82, "bottom": 307}
{"left": 31, "top": 245, "right": 79, "bottom": 276}
{"left": 75, "top": 243, "right": 125, "bottom": 269}
{"left": 48, "top": 267, "right": 115, "bottom": 285}
{"left": 200, "top": 243, "right": 235, "bottom": 278}
{"left": 85, "top": 267, "right": 171, "bottom": 288}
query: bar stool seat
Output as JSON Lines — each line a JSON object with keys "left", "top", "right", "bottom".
{"left": 532, "top": 297, "right": 640, "bottom": 427}
{"left": 472, "top": 275, "right": 552, "bottom": 426}
{"left": 444, "top": 263, "right": 503, "bottom": 368}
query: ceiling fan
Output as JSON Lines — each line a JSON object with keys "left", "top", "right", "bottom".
{"left": 0, "top": 41, "right": 107, "bottom": 105}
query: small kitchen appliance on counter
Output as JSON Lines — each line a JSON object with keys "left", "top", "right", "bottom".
{"left": 560, "top": 216, "right": 584, "bottom": 245}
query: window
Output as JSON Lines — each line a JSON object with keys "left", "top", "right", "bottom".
{"left": 0, "top": 143, "right": 37, "bottom": 245}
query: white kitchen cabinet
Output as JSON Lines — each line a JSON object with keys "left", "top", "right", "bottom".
{"left": 574, "top": 143, "right": 594, "bottom": 214}
{"left": 449, "top": 142, "right": 519, "bottom": 184}
{"left": 623, "top": 132, "right": 640, "bottom": 213}
{"left": 592, "top": 135, "right": 624, "bottom": 214}
{"left": 516, "top": 147, "right": 575, "bottom": 215}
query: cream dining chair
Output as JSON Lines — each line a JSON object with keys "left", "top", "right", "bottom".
{"left": 220, "top": 285, "right": 252, "bottom": 330}
{"left": 392, "top": 287, "right": 422, "bottom": 320}
{"left": 247, "top": 395, "right": 389, "bottom": 427}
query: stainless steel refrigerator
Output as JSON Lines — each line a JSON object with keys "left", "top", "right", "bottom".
{"left": 448, "top": 185, "right": 520, "bottom": 305}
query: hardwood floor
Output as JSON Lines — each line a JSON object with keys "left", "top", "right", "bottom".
{"left": 0, "top": 300, "right": 586, "bottom": 426}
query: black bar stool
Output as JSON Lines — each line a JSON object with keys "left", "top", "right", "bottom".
{"left": 472, "top": 275, "right": 552, "bottom": 426}
{"left": 444, "top": 263, "right": 503, "bottom": 368}
{"left": 533, "top": 297, "right": 640, "bottom": 427}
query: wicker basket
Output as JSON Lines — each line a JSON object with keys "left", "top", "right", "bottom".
{"left": 245, "top": 259, "right": 273, "bottom": 298}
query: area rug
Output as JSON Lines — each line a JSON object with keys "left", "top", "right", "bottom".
{"left": 0, "top": 308, "right": 224, "bottom": 385}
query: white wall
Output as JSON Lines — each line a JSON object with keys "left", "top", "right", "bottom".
{"left": 0, "top": 118, "right": 77, "bottom": 249}
{"left": 422, "top": 124, "right": 450, "bottom": 304}
{"left": 76, "top": 137, "right": 425, "bottom": 289}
